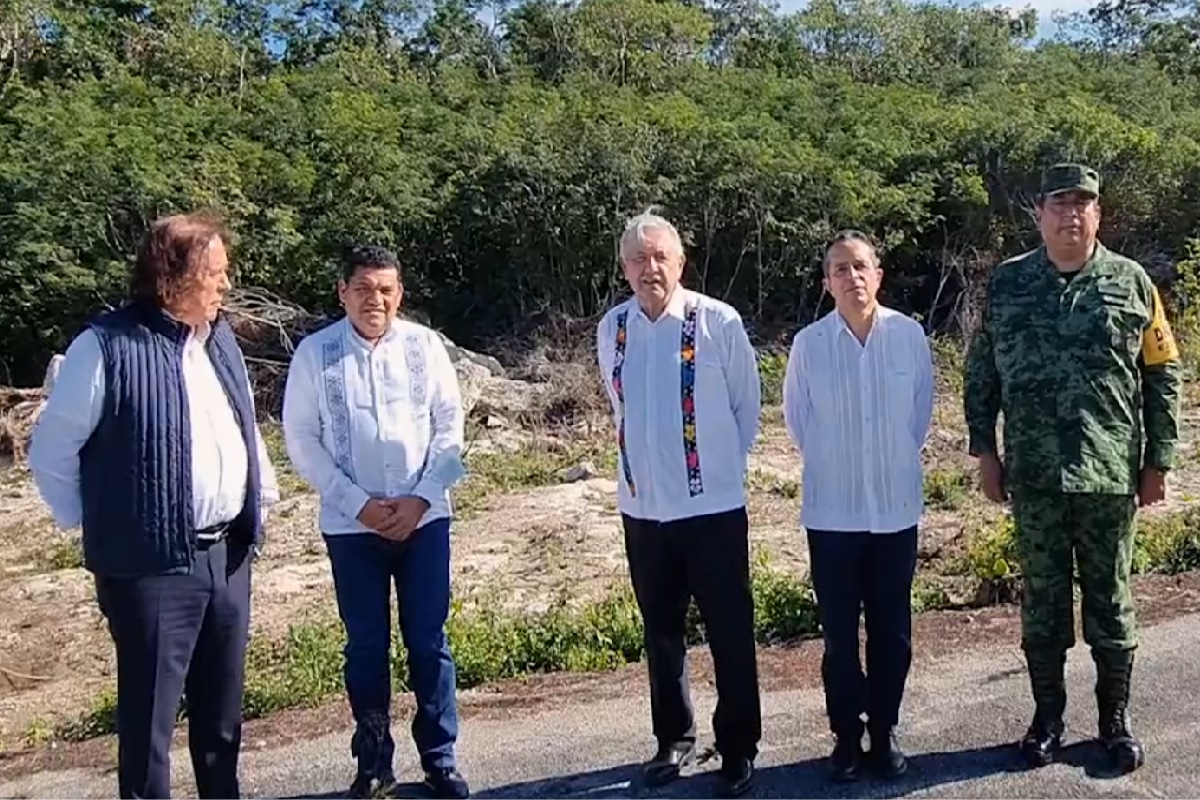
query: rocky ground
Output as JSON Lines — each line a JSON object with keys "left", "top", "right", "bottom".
{"left": 1, "top": 335, "right": 1198, "bottom": 754}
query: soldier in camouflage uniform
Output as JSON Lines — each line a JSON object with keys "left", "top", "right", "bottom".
{"left": 963, "top": 163, "right": 1183, "bottom": 773}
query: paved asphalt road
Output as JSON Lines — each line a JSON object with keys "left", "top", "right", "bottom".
{"left": 7, "top": 612, "right": 1200, "bottom": 799}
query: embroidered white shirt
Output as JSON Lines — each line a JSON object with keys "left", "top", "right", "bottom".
{"left": 783, "top": 305, "right": 935, "bottom": 534}
{"left": 596, "top": 287, "right": 761, "bottom": 523}
{"left": 282, "top": 317, "right": 466, "bottom": 535}
{"left": 28, "top": 323, "right": 281, "bottom": 532}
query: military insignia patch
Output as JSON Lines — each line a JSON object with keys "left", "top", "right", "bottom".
{"left": 1142, "top": 286, "right": 1180, "bottom": 366}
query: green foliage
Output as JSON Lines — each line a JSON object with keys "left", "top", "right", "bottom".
{"left": 964, "top": 513, "right": 1019, "bottom": 582}
{"left": 40, "top": 537, "right": 83, "bottom": 571}
{"left": 958, "top": 505, "right": 1200, "bottom": 585}
{"left": 7, "top": 0, "right": 1200, "bottom": 384}
{"left": 924, "top": 467, "right": 971, "bottom": 511}
{"left": 1133, "top": 507, "right": 1200, "bottom": 575}
{"left": 757, "top": 350, "right": 788, "bottom": 406}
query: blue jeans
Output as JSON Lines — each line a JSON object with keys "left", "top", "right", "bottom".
{"left": 325, "top": 518, "right": 459, "bottom": 777}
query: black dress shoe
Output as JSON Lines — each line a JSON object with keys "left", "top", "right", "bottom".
{"left": 347, "top": 773, "right": 398, "bottom": 799}
{"left": 642, "top": 742, "right": 696, "bottom": 788}
{"left": 829, "top": 734, "right": 863, "bottom": 782}
{"left": 424, "top": 767, "right": 471, "bottom": 799}
{"left": 719, "top": 756, "right": 754, "bottom": 797}
{"left": 868, "top": 727, "right": 907, "bottom": 779}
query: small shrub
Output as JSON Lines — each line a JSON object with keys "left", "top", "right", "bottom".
{"left": 757, "top": 351, "right": 788, "bottom": 406}
{"left": 747, "top": 469, "right": 800, "bottom": 499}
{"left": 964, "top": 513, "right": 1018, "bottom": 581}
{"left": 924, "top": 467, "right": 970, "bottom": 511}
{"left": 1134, "top": 506, "right": 1200, "bottom": 575}
{"left": 41, "top": 537, "right": 83, "bottom": 570}
{"left": 911, "top": 576, "right": 953, "bottom": 612}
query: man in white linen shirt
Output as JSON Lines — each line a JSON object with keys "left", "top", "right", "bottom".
{"left": 281, "top": 245, "right": 470, "bottom": 800}
{"left": 596, "top": 211, "right": 762, "bottom": 798}
{"left": 28, "top": 213, "right": 281, "bottom": 800}
{"left": 782, "top": 229, "right": 934, "bottom": 783}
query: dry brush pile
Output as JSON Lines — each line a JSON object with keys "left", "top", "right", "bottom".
{"left": 0, "top": 288, "right": 613, "bottom": 464}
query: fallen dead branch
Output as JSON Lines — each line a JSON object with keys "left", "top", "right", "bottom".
{"left": 0, "top": 387, "right": 44, "bottom": 464}
{"left": 222, "top": 287, "right": 331, "bottom": 417}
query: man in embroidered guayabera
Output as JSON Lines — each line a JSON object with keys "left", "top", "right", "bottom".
{"left": 27, "top": 213, "right": 281, "bottom": 799}
{"left": 782, "top": 230, "right": 934, "bottom": 782}
{"left": 964, "top": 163, "right": 1183, "bottom": 774}
{"left": 281, "top": 245, "right": 470, "bottom": 800}
{"left": 595, "top": 210, "right": 763, "bottom": 798}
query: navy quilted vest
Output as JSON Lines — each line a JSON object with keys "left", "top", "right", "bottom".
{"left": 78, "top": 301, "right": 263, "bottom": 577}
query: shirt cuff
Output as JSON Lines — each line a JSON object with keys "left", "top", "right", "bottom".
{"left": 1144, "top": 442, "right": 1177, "bottom": 472}
{"left": 412, "top": 478, "right": 444, "bottom": 507}
{"left": 337, "top": 483, "right": 371, "bottom": 522}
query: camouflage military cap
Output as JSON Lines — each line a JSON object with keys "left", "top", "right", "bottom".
{"left": 1041, "top": 163, "right": 1100, "bottom": 198}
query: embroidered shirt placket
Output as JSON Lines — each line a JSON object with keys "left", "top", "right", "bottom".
{"left": 611, "top": 301, "right": 706, "bottom": 503}
{"left": 612, "top": 310, "right": 636, "bottom": 497}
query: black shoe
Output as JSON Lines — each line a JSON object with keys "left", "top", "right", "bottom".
{"left": 642, "top": 742, "right": 696, "bottom": 788}
{"left": 1094, "top": 648, "right": 1145, "bottom": 774}
{"left": 868, "top": 727, "right": 907, "bottom": 779}
{"left": 347, "top": 773, "right": 398, "bottom": 799}
{"left": 424, "top": 767, "right": 471, "bottom": 799}
{"left": 1019, "top": 715, "right": 1064, "bottom": 768}
{"left": 829, "top": 733, "right": 863, "bottom": 782}
{"left": 719, "top": 755, "right": 754, "bottom": 797}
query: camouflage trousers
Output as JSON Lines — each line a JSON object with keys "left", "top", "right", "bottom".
{"left": 1010, "top": 490, "right": 1138, "bottom": 654}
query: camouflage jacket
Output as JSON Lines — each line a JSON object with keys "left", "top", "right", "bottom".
{"left": 963, "top": 243, "right": 1183, "bottom": 494}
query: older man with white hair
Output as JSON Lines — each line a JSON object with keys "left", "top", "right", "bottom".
{"left": 596, "top": 210, "right": 762, "bottom": 797}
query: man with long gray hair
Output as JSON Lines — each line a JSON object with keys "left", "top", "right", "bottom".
{"left": 596, "top": 210, "right": 762, "bottom": 797}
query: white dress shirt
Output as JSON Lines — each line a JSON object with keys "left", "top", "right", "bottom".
{"left": 596, "top": 287, "right": 761, "bottom": 523}
{"left": 282, "top": 317, "right": 466, "bottom": 535}
{"left": 28, "top": 323, "right": 281, "bottom": 532}
{"left": 783, "top": 305, "right": 934, "bottom": 534}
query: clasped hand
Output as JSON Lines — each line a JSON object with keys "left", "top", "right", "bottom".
{"left": 357, "top": 496, "right": 429, "bottom": 541}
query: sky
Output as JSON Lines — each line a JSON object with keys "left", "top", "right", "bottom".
{"left": 772, "top": 0, "right": 1098, "bottom": 40}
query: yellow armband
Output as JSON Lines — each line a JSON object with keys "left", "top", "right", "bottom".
{"left": 1142, "top": 285, "right": 1180, "bottom": 366}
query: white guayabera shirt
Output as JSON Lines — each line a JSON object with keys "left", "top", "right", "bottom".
{"left": 282, "top": 317, "right": 466, "bottom": 535}
{"left": 783, "top": 305, "right": 935, "bottom": 534}
{"left": 596, "top": 287, "right": 762, "bottom": 523}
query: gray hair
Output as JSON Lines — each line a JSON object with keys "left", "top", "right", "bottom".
{"left": 821, "top": 229, "right": 879, "bottom": 274}
{"left": 619, "top": 209, "right": 684, "bottom": 263}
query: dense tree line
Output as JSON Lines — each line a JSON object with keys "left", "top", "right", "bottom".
{"left": 3, "top": 0, "right": 1200, "bottom": 385}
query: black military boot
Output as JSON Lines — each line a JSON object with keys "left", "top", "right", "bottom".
{"left": 1094, "top": 648, "right": 1146, "bottom": 774}
{"left": 1019, "top": 648, "right": 1066, "bottom": 768}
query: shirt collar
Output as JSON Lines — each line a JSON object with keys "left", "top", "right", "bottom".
{"left": 632, "top": 285, "right": 689, "bottom": 325}
{"left": 191, "top": 321, "right": 212, "bottom": 347}
{"left": 343, "top": 316, "right": 401, "bottom": 351}
{"left": 826, "top": 304, "right": 887, "bottom": 342}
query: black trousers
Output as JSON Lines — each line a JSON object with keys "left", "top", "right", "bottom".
{"left": 806, "top": 526, "right": 918, "bottom": 737}
{"left": 95, "top": 537, "right": 252, "bottom": 799}
{"left": 622, "top": 507, "right": 761, "bottom": 760}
